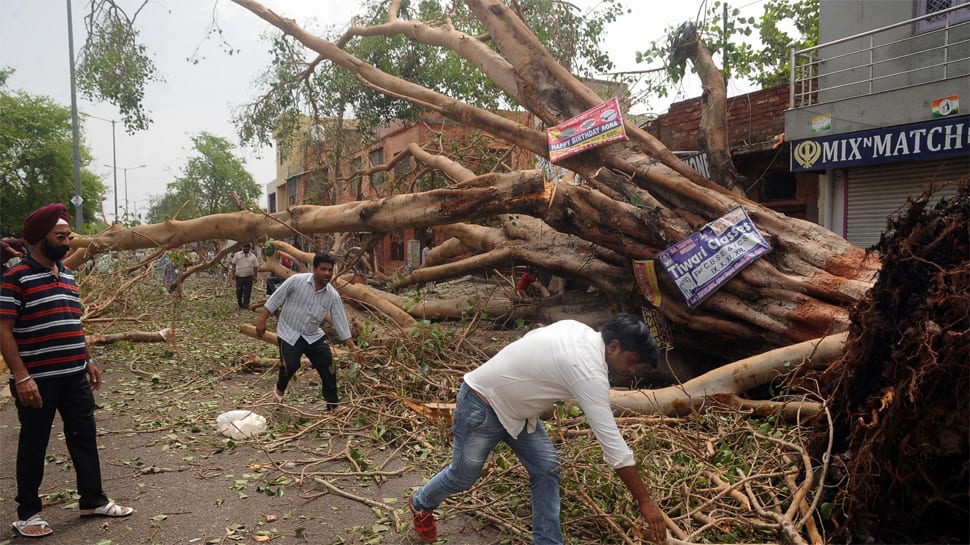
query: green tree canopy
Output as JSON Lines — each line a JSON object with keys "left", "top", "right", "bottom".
{"left": 146, "top": 132, "right": 259, "bottom": 223}
{"left": 0, "top": 74, "right": 106, "bottom": 236}
{"left": 77, "top": 0, "right": 162, "bottom": 133}
{"left": 636, "top": 0, "right": 818, "bottom": 96}
{"left": 234, "top": 0, "right": 625, "bottom": 154}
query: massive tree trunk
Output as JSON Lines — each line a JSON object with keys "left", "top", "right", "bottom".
{"left": 70, "top": 0, "right": 880, "bottom": 361}
{"left": 670, "top": 23, "right": 746, "bottom": 194}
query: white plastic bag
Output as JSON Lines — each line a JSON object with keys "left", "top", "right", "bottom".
{"left": 216, "top": 410, "right": 267, "bottom": 440}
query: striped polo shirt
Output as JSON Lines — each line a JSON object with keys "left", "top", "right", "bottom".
{"left": 0, "top": 256, "right": 89, "bottom": 380}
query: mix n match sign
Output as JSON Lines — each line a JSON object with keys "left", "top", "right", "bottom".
{"left": 658, "top": 207, "right": 771, "bottom": 308}
{"left": 546, "top": 98, "right": 627, "bottom": 162}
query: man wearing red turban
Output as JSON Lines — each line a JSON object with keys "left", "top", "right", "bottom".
{"left": 1, "top": 204, "right": 134, "bottom": 538}
{"left": 21, "top": 203, "right": 71, "bottom": 245}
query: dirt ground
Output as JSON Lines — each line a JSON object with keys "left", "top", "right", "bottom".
{"left": 0, "top": 274, "right": 514, "bottom": 545}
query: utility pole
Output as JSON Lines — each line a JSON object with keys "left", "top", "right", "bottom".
{"left": 67, "top": 0, "right": 83, "bottom": 226}
{"left": 118, "top": 164, "right": 147, "bottom": 222}
{"left": 723, "top": 2, "right": 730, "bottom": 82}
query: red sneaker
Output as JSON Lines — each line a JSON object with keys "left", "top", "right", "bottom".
{"left": 409, "top": 493, "right": 438, "bottom": 543}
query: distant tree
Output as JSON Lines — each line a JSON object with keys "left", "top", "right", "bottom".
{"left": 0, "top": 74, "right": 106, "bottom": 235}
{"left": 636, "top": 0, "right": 819, "bottom": 95}
{"left": 144, "top": 192, "right": 183, "bottom": 225}
{"left": 147, "top": 132, "right": 260, "bottom": 221}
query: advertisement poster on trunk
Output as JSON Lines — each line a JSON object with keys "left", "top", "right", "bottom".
{"left": 658, "top": 207, "right": 771, "bottom": 308}
{"left": 546, "top": 98, "right": 627, "bottom": 162}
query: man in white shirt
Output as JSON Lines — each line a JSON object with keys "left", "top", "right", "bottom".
{"left": 409, "top": 314, "right": 667, "bottom": 545}
{"left": 230, "top": 243, "right": 260, "bottom": 310}
{"left": 255, "top": 252, "right": 362, "bottom": 409}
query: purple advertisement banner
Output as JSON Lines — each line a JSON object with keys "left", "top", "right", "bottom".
{"left": 658, "top": 207, "right": 771, "bottom": 308}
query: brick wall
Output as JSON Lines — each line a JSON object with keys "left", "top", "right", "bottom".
{"left": 646, "top": 84, "right": 788, "bottom": 151}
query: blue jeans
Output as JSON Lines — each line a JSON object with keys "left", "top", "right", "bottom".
{"left": 413, "top": 383, "right": 563, "bottom": 544}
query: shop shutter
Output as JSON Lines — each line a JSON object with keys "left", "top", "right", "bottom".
{"left": 846, "top": 158, "right": 965, "bottom": 247}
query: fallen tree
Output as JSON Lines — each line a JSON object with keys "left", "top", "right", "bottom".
{"left": 611, "top": 332, "right": 845, "bottom": 420}
{"left": 66, "top": 0, "right": 881, "bottom": 363}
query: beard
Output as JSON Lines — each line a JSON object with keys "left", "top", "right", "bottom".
{"left": 41, "top": 242, "right": 69, "bottom": 262}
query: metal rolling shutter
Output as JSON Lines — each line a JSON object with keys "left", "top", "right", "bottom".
{"left": 846, "top": 158, "right": 966, "bottom": 247}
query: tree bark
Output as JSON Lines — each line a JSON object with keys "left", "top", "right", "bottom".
{"left": 610, "top": 332, "right": 847, "bottom": 416}
{"left": 71, "top": 0, "right": 881, "bottom": 360}
{"left": 88, "top": 328, "right": 174, "bottom": 345}
{"left": 670, "top": 23, "right": 745, "bottom": 194}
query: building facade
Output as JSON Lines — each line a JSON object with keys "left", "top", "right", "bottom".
{"left": 645, "top": 84, "right": 819, "bottom": 222}
{"left": 785, "top": 0, "right": 969, "bottom": 247}
{"left": 267, "top": 113, "right": 533, "bottom": 275}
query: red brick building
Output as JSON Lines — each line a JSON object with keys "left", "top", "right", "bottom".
{"left": 271, "top": 112, "right": 533, "bottom": 275}
{"left": 645, "top": 84, "right": 819, "bottom": 222}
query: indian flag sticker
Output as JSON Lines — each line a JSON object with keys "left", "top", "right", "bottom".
{"left": 932, "top": 96, "right": 959, "bottom": 117}
{"left": 811, "top": 114, "right": 831, "bottom": 132}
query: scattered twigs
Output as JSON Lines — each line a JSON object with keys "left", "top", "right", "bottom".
{"left": 311, "top": 476, "right": 403, "bottom": 532}
{"left": 84, "top": 266, "right": 835, "bottom": 545}
{"left": 575, "top": 486, "right": 640, "bottom": 545}
{"left": 741, "top": 468, "right": 808, "bottom": 545}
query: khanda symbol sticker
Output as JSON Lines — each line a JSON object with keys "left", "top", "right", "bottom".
{"left": 794, "top": 140, "right": 821, "bottom": 169}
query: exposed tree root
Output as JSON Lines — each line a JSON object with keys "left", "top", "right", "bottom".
{"left": 804, "top": 180, "right": 969, "bottom": 543}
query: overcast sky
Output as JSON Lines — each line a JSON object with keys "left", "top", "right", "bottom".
{"left": 0, "top": 0, "right": 762, "bottom": 223}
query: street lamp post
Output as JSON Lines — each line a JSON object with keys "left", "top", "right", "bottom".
{"left": 118, "top": 164, "right": 147, "bottom": 222}
{"left": 86, "top": 113, "right": 119, "bottom": 224}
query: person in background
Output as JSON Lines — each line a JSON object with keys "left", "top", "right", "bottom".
{"left": 162, "top": 251, "right": 179, "bottom": 294}
{"left": 420, "top": 241, "right": 436, "bottom": 292}
{"left": 230, "top": 243, "right": 260, "bottom": 309}
{"left": 516, "top": 266, "right": 550, "bottom": 297}
{"left": 1, "top": 204, "right": 134, "bottom": 539}
{"left": 255, "top": 252, "right": 363, "bottom": 409}
{"left": 266, "top": 255, "right": 292, "bottom": 296}
{"left": 1, "top": 236, "right": 26, "bottom": 275}
{"left": 408, "top": 314, "right": 667, "bottom": 545}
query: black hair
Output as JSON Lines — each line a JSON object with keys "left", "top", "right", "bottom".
{"left": 600, "top": 313, "right": 659, "bottom": 367}
{"left": 313, "top": 252, "right": 336, "bottom": 268}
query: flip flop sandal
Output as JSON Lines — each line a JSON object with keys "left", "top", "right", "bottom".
{"left": 79, "top": 501, "right": 134, "bottom": 518}
{"left": 11, "top": 514, "right": 53, "bottom": 538}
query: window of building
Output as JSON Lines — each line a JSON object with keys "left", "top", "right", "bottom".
{"left": 917, "top": 0, "right": 970, "bottom": 33}
{"left": 763, "top": 171, "right": 798, "bottom": 202}
{"left": 287, "top": 177, "right": 297, "bottom": 206}
{"left": 394, "top": 155, "right": 410, "bottom": 180}
{"left": 390, "top": 230, "right": 405, "bottom": 261}
{"left": 350, "top": 158, "right": 362, "bottom": 195}
{"left": 369, "top": 148, "right": 385, "bottom": 187}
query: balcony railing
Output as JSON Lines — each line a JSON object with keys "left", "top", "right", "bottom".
{"left": 790, "top": 3, "right": 970, "bottom": 108}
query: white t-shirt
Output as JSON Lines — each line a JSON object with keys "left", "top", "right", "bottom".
{"left": 464, "top": 320, "right": 636, "bottom": 469}
{"left": 231, "top": 250, "right": 260, "bottom": 277}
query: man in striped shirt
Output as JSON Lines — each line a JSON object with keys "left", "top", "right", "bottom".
{"left": 1, "top": 204, "right": 133, "bottom": 538}
{"left": 255, "top": 252, "right": 362, "bottom": 409}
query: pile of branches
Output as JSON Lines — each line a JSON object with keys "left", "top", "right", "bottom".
{"left": 806, "top": 180, "right": 969, "bottom": 543}
{"left": 248, "top": 315, "right": 832, "bottom": 544}
{"left": 83, "top": 261, "right": 832, "bottom": 544}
